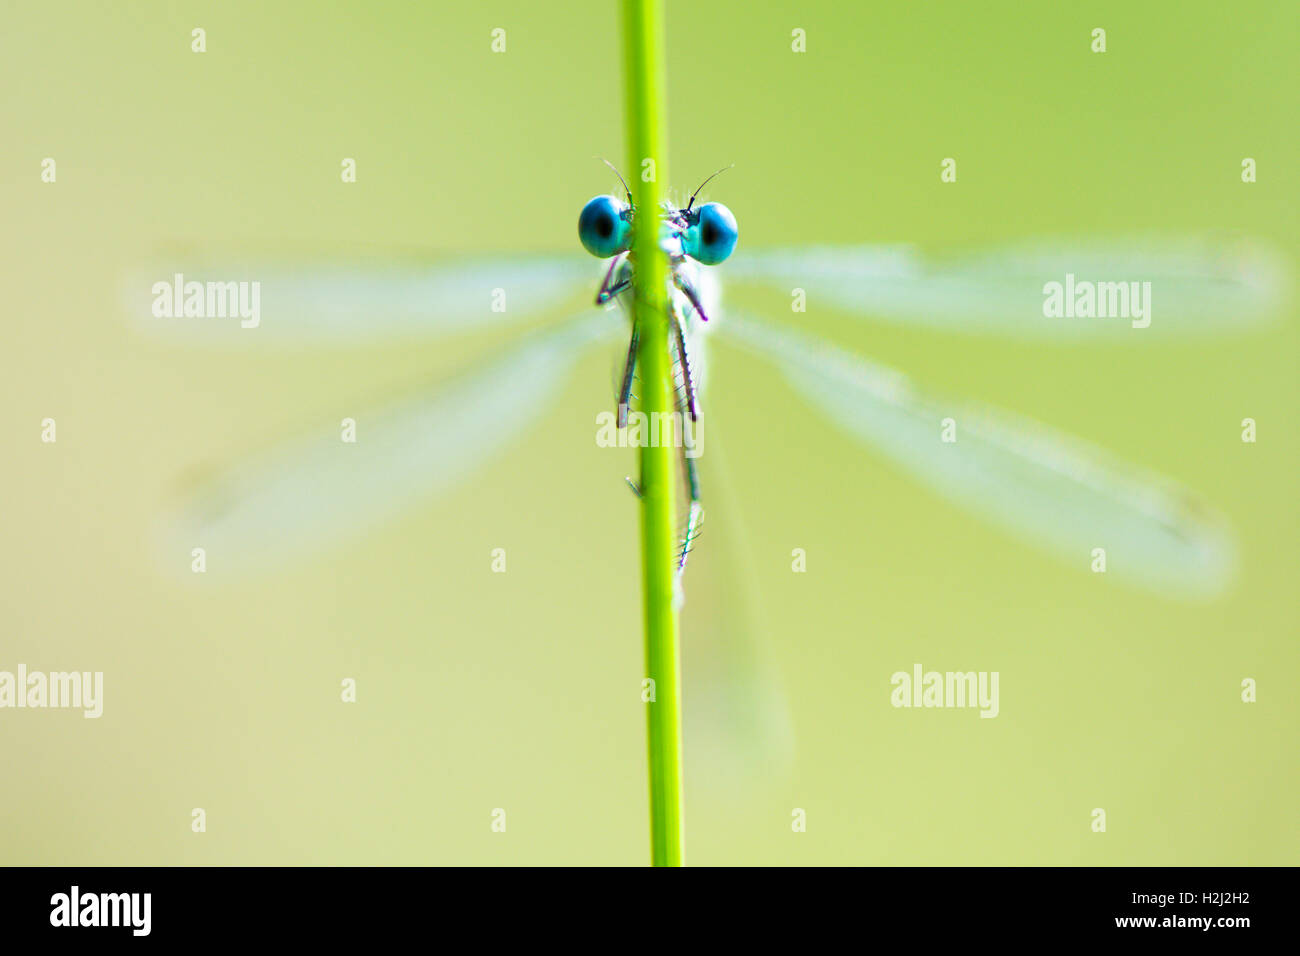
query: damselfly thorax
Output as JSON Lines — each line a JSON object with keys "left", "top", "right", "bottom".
{"left": 603, "top": 249, "right": 717, "bottom": 413}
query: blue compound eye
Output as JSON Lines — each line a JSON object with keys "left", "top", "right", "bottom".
{"left": 682, "top": 202, "right": 738, "bottom": 265}
{"left": 578, "top": 195, "right": 631, "bottom": 258}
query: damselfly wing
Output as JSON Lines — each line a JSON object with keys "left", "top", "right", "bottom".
{"left": 123, "top": 225, "right": 1285, "bottom": 585}
{"left": 124, "top": 204, "right": 1288, "bottom": 774}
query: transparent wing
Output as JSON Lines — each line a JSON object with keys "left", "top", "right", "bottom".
{"left": 158, "top": 313, "right": 617, "bottom": 571}
{"left": 682, "top": 422, "right": 794, "bottom": 787}
{"left": 125, "top": 252, "right": 595, "bottom": 346}
{"left": 727, "top": 236, "right": 1287, "bottom": 339}
{"left": 719, "top": 315, "right": 1234, "bottom": 597}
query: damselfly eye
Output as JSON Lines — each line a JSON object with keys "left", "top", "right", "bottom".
{"left": 578, "top": 195, "right": 631, "bottom": 258}
{"left": 683, "top": 202, "right": 738, "bottom": 265}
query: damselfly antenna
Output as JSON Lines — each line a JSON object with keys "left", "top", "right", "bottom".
{"left": 598, "top": 157, "right": 634, "bottom": 206}
{"left": 684, "top": 164, "right": 735, "bottom": 213}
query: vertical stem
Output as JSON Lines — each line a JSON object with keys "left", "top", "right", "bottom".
{"left": 622, "top": 0, "right": 684, "bottom": 867}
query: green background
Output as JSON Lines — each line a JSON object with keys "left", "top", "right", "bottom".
{"left": 2, "top": 0, "right": 1295, "bottom": 864}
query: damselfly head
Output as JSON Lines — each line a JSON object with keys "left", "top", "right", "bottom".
{"left": 680, "top": 201, "right": 738, "bottom": 265}
{"left": 578, "top": 194, "right": 633, "bottom": 258}
{"left": 581, "top": 160, "right": 738, "bottom": 264}
{"left": 677, "top": 165, "right": 738, "bottom": 265}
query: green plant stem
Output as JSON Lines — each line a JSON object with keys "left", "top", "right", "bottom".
{"left": 622, "top": 0, "right": 684, "bottom": 867}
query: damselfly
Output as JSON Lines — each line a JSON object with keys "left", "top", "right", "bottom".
{"left": 578, "top": 163, "right": 740, "bottom": 580}
{"left": 130, "top": 173, "right": 1285, "bottom": 601}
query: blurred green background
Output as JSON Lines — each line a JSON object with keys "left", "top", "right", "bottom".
{"left": 2, "top": 0, "right": 1296, "bottom": 865}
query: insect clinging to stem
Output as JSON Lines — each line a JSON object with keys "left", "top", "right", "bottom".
{"left": 578, "top": 160, "right": 740, "bottom": 579}
{"left": 131, "top": 163, "right": 1284, "bottom": 606}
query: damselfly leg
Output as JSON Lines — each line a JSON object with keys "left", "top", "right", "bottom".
{"left": 671, "top": 298, "right": 700, "bottom": 422}
{"left": 617, "top": 322, "right": 638, "bottom": 428}
{"left": 679, "top": 439, "right": 704, "bottom": 576}
{"left": 595, "top": 254, "right": 631, "bottom": 306}
{"left": 671, "top": 297, "right": 704, "bottom": 577}
{"left": 618, "top": 295, "right": 704, "bottom": 580}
